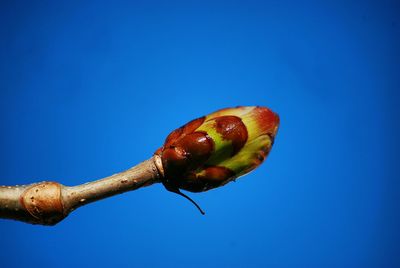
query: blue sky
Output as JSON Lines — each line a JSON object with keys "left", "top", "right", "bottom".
{"left": 0, "top": 1, "right": 399, "bottom": 267}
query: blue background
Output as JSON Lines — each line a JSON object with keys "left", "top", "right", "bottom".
{"left": 0, "top": 1, "right": 399, "bottom": 267}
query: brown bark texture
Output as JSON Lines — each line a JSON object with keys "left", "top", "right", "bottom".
{"left": 0, "top": 155, "right": 164, "bottom": 226}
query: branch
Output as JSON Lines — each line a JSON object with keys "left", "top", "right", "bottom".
{"left": 0, "top": 155, "right": 164, "bottom": 226}
{"left": 0, "top": 106, "right": 280, "bottom": 226}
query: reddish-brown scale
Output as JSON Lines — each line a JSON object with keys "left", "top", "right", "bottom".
{"left": 201, "top": 166, "right": 235, "bottom": 184}
{"left": 161, "top": 147, "right": 188, "bottom": 176}
{"left": 161, "top": 116, "right": 205, "bottom": 151}
{"left": 167, "top": 132, "right": 214, "bottom": 170}
{"left": 213, "top": 115, "right": 248, "bottom": 155}
{"left": 158, "top": 116, "right": 213, "bottom": 180}
{"left": 175, "top": 132, "right": 214, "bottom": 164}
{"left": 176, "top": 166, "right": 235, "bottom": 192}
{"left": 253, "top": 106, "right": 280, "bottom": 136}
{"left": 154, "top": 147, "right": 162, "bottom": 156}
{"left": 175, "top": 172, "right": 204, "bottom": 192}
{"left": 162, "top": 147, "right": 186, "bottom": 163}
{"left": 163, "top": 127, "right": 184, "bottom": 148}
{"left": 182, "top": 117, "right": 205, "bottom": 134}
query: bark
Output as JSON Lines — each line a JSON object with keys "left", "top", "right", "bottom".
{"left": 0, "top": 155, "right": 164, "bottom": 226}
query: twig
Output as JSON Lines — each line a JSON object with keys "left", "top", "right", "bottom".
{"left": 0, "top": 106, "right": 280, "bottom": 226}
{"left": 0, "top": 155, "right": 164, "bottom": 226}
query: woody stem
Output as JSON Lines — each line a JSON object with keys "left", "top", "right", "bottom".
{"left": 0, "top": 155, "right": 164, "bottom": 226}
